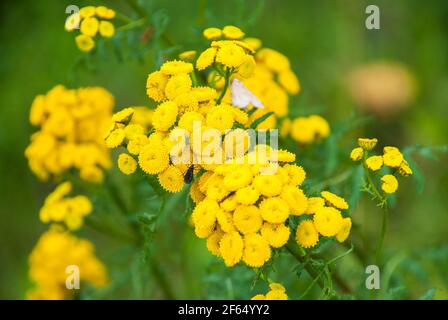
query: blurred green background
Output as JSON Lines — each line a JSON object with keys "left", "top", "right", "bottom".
{"left": 0, "top": 0, "right": 447, "bottom": 299}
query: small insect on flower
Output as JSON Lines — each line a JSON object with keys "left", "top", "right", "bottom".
{"left": 231, "top": 79, "right": 264, "bottom": 109}
{"left": 184, "top": 165, "right": 195, "bottom": 184}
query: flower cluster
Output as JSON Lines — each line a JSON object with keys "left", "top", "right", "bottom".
{"left": 39, "top": 182, "right": 92, "bottom": 231}
{"left": 27, "top": 226, "right": 108, "bottom": 300}
{"left": 281, "top": 115, "right": 330, "bottom": 144}
{"left": 295, "top": 191, "right": 351, "bottom": 248}
{"left": 65, "top": 5, "right": 116, "bottom": 52}
{"left": 350, "top": 138, "right": 413, "bottom": 193}
{"left": 25, "top": 85, "right": 113, "bottom": 183}
{"left": 251, "top": 282, "right": 288, "bottom": 300}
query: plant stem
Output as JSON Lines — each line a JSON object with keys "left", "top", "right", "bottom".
{"left": 216, "top": 67, "right": 231, "bottom": 104}
{"left": 116, "top": 18, "right": 147, "bottom": 33}
{"left": 375, "top": 203, "right": 389, "bottom": 264}
{"left": 148, "top": 257, "right": 176, "bottom": 299}
{"left": 125, "top": 0, "right": 147, "bottom": 18}
{"left": 286, "top": 242, "right": 324, "bottom": 289}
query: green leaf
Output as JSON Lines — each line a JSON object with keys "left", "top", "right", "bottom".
{"left": 250, "top": 111, "right": 274, "bottom": 129}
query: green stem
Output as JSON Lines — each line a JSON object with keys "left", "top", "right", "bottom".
{"left": 85, "top": 216, "right": 138, "bottom": 244}
{"left": 286, "top": 242, "right": 324, "bottom": 289}
{"left": 375, "top": 203, "right": 389, "bottom": 264}
{"left": 125, "top": 0, "right": 147, "bottom": 18}
{"left": 216, "top": 67, "right": 231, "bottom": 104}
{"left": 148, "top": 257, "right": 176, "bottom": 299}
{"left": 116, "top": 18, "right": 146, "bottom": 33}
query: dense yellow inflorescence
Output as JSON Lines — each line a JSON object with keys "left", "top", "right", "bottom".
{"left": 251, "top": 282, "right": 288, "bottom": 300}
{"left": 27, "top": 226, "right": 108, "bottom": 300}
{"left": 65, "top": 5, "right": 116, "bottom": 52}
{"left": 25, "top": 85, "right": 113, "bottom": 183}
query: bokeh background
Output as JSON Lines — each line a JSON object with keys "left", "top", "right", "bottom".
{"left": 0, "top": 0, "right": 447, "bottom": 299}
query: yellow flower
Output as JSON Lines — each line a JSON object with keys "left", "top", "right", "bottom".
{"left": 112, "top": 107, "right": 134, "bottom": 123}
{"left": 127, "top": 134, "right": 148, "bottom": 155}
{"left": 295, "top": 220, "right": 319, "bottom": 248}
{"left": 203, "top": 27, "right": 222, "bottom": 40}
{"left": 146, "top": 71, "right": 169, "bottom": 102}
{"left": 179, "top": 50, "right": 197, "bottom": 60}
{"left": 190, "top": 180, "right": 205, "bottom": 204}
{"left": 233, "top": 205, "right": 263, "bottom": 234}
{"left": 223, "top": 166, "right": 253, "bottom": 191}
{"left": 219, "top": 231, "right": 244, "bottom": 267}
{"left": 383, "top": 148, "right": 404, "bottom": 168}
{"left": 117, "top": 153, "right": 137, "bottom": 175}
{"left": 259, "top": 197, "right": 289, "bottom": 224}
{"left": 222, "top": 25, "right": 245, "bottom": 40}
{"left": 80, "top": 165, "right": 104, "bottom": 183}
{"left": 253, "top": 175, "right": 283, "bottom": 197}
{"left": 283, "top": 164, "right": 306, "bottom": 186}
{"left": 321, "top": 191, "right": 349, "bottom": 210}
{"left": 206, "top": 104, "right": 234, "bottom": 133}
{"left": 278, "top": 70, "right": 300, "bottom": 95}
{"left": 96, "top": 6, "right": 116, "bottom": 19}
{"left": 152, "top": 101, "right": 178, "bottom": 131}
{"left": 124, "top": 124, "right": 144, "bottom": 140}
{"left": 158, "top": 165, "right": 184, "bottom": 192}
{"left": 216, "top": 210, "right": 235, "bottom": 232}
{"left": 280, "top": 185, "right": 308, "bottom": 215}
{"left": 192, "top": 86, "right": 218, "bottom": 101}
{"left": 65, "top": 12, "right": 80, "bottom": 31}
{"left": 206, "top": 229, "right": 224, "bottom": 257}
{"left": 178, "top": 111, "right": 204, "bottom": 133}
{"left": 80, "top": 6, "right": 96, "bottom": 18}
{"left": 366, "top": 155, "right": 383, "bottom": 171}
{"left": 306, "top": 197, "right": 325, "bottom": 214}
{"left": 257, "top": 48, "right": 290, "bottom": 73}
{"left": 309, "top": 115, "right": 330, "bottom": 139}
{"left": 358, "top": 138, "right": 378, "bottom": 150}
{"left": 196, "top": 47, "right": 217, "bottom": 70}
{"left": 235, "top": 186, "right": 259, "bottom": 205}
{"left": 251, "top": 294, "right": 266, "bottom": 300}
{"left": 336, "top": 217, "right": 352, "bottom": 243}
{"left": 242, "top": 233, "right": 271, "bottom": 267}
{"left": 265, "top": 288, "right": 288, "bottom": 300}
{"left": 138, "top": 143, "right": 169, "bottom": 174}
{"left": 260, "top": 223, "right": 290, "bottom": 248}
{"left": 350, "top": 147, "right": 364, "bottom": 161}
{"left": 175, "top": 92, "right": 199, "bottom": 114}
{"left": 105, "top": 128, "right": 125, "bottom": 148}
{"left": 290, "top": 117, "right": 314, "bottom": 143}
{"left": 216, "top": 43, "right": 247, "bottom": 68}
{"left": 80, "top": 17, "right": 99, "bottom": 37}
{"left": 398, "top": 160, "right": 413, "bottom": 176}
{"left": 237, "top": 55, "right": 256, "bottom": 78}
{"left": 313, "top": 207, "right": 343, "bottom": 237}
{"left": 243, "top": 37, "right": 262, "bottom": 51}
{"left": 165, "top": 73, "right": 192, "bottom": 100}
{"left": 75, "top": 34, "right": 95, "bottom": 52}
{"left": 381, "top": 174, "right": 398, "bottom": 193}
{"left": 220, "top": 194, "right": 238, "bottom": 212}
{"left": 99, "top": 20, "right": 115, "bottom": 38}
{"left": 160, "top": 60, "right": 193, "bottom": 75}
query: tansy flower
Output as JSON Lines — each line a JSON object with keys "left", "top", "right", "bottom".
{"left": 138, "top": 143, "right": 169, "bottom": 174}
{"left": 192, "top": 86, "right": 218, "bottom": 101}
{"left": 99, "top": 20, "right": 115, "bottom": 38}
{"left": 233, "top": 205, "right": 263, "bottom": 234}
{"left": 271, "top": 149, "right": 296, "bottom": 163}
{"left": 237, "top": 55, "right": 256, "bottom": 78}
{"left": 152, "top": 101, "right": 178, "bottom": 131}
{"left": 398, "top": 160, "right": 413, "bottom": 176}
{"left": 253, "top": 175, "right": 283, "bottom": 197}
{"left": 278, "top": 70, "right": 300, "bottom": 95}
{"left": 235, "top": 186, "right": 259, "bottom": 205}
{"left": 283, "top": 164, "right": 306, "bottom": 186}
{"left": 381, "top": 174, "right": 398, "bottom": 193}
{"left": 219, "top": 231, "right": 244, "bottom": 267}
{"left": 80, "top": 17, "right": 99, "bottom": 37}
{"left": 259, "top": 197, "right": 289, "bottom": 224}
{"left": 290, "top": 117, "right": 314, "bottom": 143}
{"left": 127, "top": 134, "right": 148, "bottom": 155}
{"left": 243, "top": 37, "right": 262, "bottom": 51}
{"left": 146, "top": 71, "right": 169, "bottom": 102}
{"left": 336, "top": 217, "right": 352, "bottom": 243}
{"left": 206, "top": 229, "right": 224, "bottom": 257}
{"left": 222, "top": 25, "right": 245, "bottom": 40}
{"left": 358, "top": 138, "right": 378, "bottom": 150}
{"left": 295, "top": 220, "right": 319, "bottom": 248}
{"left": 203, "top": 27, "right": 222, "bottom": 40}
{"left": 178, "top": 111, "right": 204, "bottom": 133}
{"left": 206, "top": 104, "right": 234, "bottom": 133}
{"left": 383, "top": 148, "right": 404, "bottom": 168}
{"left": 216, "top": 210, "right": 235, "bottom": 232}
{"left": 158, "top": 165, "right": 184, "bottom": 192}
{"left": 175, "top": 92, "right": 199, "bottom": 114}
{"left": 280, "top": 185, "right": 308, "bottom": 215}
{"left": 165, "top": 73, "right": 192, "bottom": 100}
{"left": 196, "top": 47, "right": 217, "bottom": 70}
{"left": 80, "top": 6, "right": 96, "bottom": 18}
{"left": 242, "top": 233, "right": 271, "bottom": 268}
{"left": 321, "top": 191, "right": 349, "bottom": 210}
{"left": 216, "top": 43, "right": 247, "bottom": 68}
{"left": 251, "top": 294, "right": 266, "bottom": 300}
{"left": 75, "top": 34, "right": 95, "bottom": 52}
{"left": 220, "top": 194, "right": 238, "bottom": 212}
{"left": 190, "top": 180, "right": 205, "bottom": 204}
{"left": 252, "top": 283, "right": 288, "bottom": 300}
{"left": 366, "top": 155, "right": 383, "bottom": 171}
{"left": 313, "top": 207, "right": 343, "bottom": 237}
{"left": 223, "top": 166, "right": 253, "bottom": 191}
{"left": 124, "top": 124, "right": 145, "bottom": 140}
{"left": 105, "top": 128, "right": 125, "bottom": 148}
{"left": 260, "top": 223, "right": 290, "bottom": 248}
{"left": 112, "top": 107, "right": 134, "bottom": 123}
{"left": 160, "top": 60, "right": 193, "bottom": 75}
{"left": 306, "top": 197, "right": 325, "bottom": 214}
{"left": 117, "top": 153, "right": 137, "bottom": 175}
{"left": 179, "top": 50, "right": 197, "bottom": 60}
{"left": 350, "top": 147, "right": 364, "bottom": 161}
{"left": 96, "top": 6, "right": 116, "bottom": 19}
